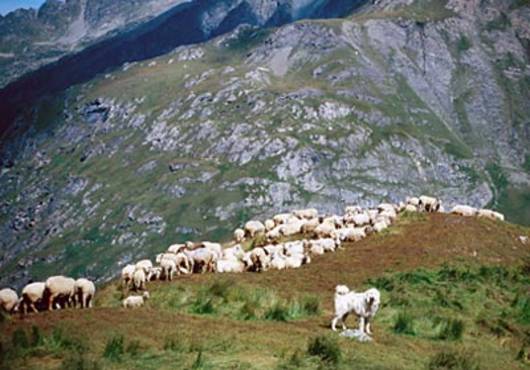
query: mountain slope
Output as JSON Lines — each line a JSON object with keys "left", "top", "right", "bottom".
{"left": 0, "top": 0, "right": 529, "bottom": 288}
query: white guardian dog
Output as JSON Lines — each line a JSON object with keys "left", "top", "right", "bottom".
{"left": 331, "top": 285, "right": 381, "bottom": 334}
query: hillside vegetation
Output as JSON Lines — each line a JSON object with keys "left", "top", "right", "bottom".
{"left": 1, "top": 214, "right": 529, "bottom": 369}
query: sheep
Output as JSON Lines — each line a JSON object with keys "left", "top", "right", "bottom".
{"left": 323, "top": 215, "right": 344, "bottom": 229}
{"left": 135, "top": 259, "right": 153, "bottom": 274}
{"left": 222, "top": 244, "right": 245, "bottom": 260}
{"left": 337, "top": 227, "right": 367, "bottom": 242}
{"left": 233, "top": 228, "right": 245, "bottom": 242}
{"left": 20, "top": 282, "right": 46, "bottom": 314}
{"left": 283, "top": 240, "right": 305, "bottom": 256}
{"left": 264, "top": 219, "right": 275, "bottom": 231}
{"left": 132, "top": 268, "right": 147, "bottom": 291}
{"left": 273, "top": 213, "right": 297, "bottom": 225}
{"left": 301, "top": 217, "right": 320, "bottom": 234}
{"left": 266, "top": 225, "right": 283, "bottom": 242}
{"left": 74, "top": 278, "right": 96, "bottom": 309}
{"left": 418, "top": 195, "right": 441, "bottom": 213}
{"left": 244, "top": 220, "right": 265, "bottom": 237}
{"left": 160, "top": 258, "right": 177, "bottom": 281}
{"left": 121, "top": 264, "right": 136, "bottom": 288}
{"left": 377, "top": 203, "right": 396, "bottom": 213}
{"left": 147, "top": 266, "right": 163, "bottom": 281}
{"left": 280, "top": 219, "right": 305, "bottom": 237}
{"left": 331, "top": 285, "right": 381, "bottom": 334}
{"left": 216, "top": 259, "right": 245, "bottom": 273}
{"left": 270, "top": 252, "right": 287, "bottom": 270}
{"left": 249, "top": 247, "right": 270, "bottom": 272}
{"left": 0, "top": 288, "right": 18, "bottom": 313}
{"left": 292, "top": 208, "right": 318, "bottom": 220}
{"left": 283, "top": 253, "right": 311, "bottom": 269}
{"left": 451, "top": 205, "right": 477, "bottom": 217}
{"left": 404, "top": 204, "right": 417, "bottom": 212}
{"left": 373, "top": 221, "right": 388, "bottom": 233}
{"left": 168, "top": 243, "right": 186, "bottom": 254}
{"left": 188, "top": 248, "right": 217, "bottom": 273}
{"left": 477, "top": 209, "right": 505, "bottom": 222}
{"left": 307, "top": 238, "right": 339, "bottom": 254}
{"left": 122, "top": 292, "right": 150, "bottom": 308}
{"left": 345, "top": 206, "right": 363, "bottom": 214}
{"left": 344, "top": 212, "right": 370, "bottom": 227}
{"left": 201, "top": 242, "right": 223, "bottom": 259}
{"left": 44, "top": 276, "right": 76, "bottom": 311}
{"left": 314, "top": 221, "right": 337, "bottom": 239}
{"left": 406, "top": 197, "right": 420, "bottom": 206}
{"left": 264, "top": 244, "right": 284, "bottom": 255}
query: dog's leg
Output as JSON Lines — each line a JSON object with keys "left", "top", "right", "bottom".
{"left": 342, "top": 313, "right": 349, "bottom": 330}
{"left": 359, "top": 316, "right": 365, "bottom": 333}
{"left": 331, "top": 316, "right": 338, "bottom": 331}
{"left": 366, "top": 317, "right": 372, "bottom": 335}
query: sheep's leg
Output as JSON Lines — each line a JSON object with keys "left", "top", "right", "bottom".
{"left": 48, "top": 294, "right": 56, "bottom": 311}
{"left": 83, "top": 294, "right": 88, "bottom": 309}
{"left": 359, "top": 316, "right": 365, "bottom": 333}
{"left": 88, "top": 296, "right": 93, "bottom": 308}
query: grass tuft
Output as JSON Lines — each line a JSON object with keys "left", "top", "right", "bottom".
{"left": 307, "top": 335, "right": 342, "bottom": 366}
{"left": 103, "top": 335, "right": 124, "bottom": 362}
{"left": 428, "top": 349, "right": 479, "bottom": 370}
{"left": 393, "top": 312, "right": 416, "bottom": 335}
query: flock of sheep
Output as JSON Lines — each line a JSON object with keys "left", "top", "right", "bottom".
{"left": 0, "top": 195, "right": 504, "bottom": 325}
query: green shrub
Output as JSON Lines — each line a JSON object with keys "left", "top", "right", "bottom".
{"left": 277, "top": 350, "right": 307, "bottom": 369}
{"left": 239, "top": 301, "right": 259, "bottom": 320}
{"left": 301, "top": 296, "right": 320, "bottom": 316}
{"left": 12, "top": 328, "right": 29, "bottom": 350}
{"left": 307, "top": 335, "right": 342, "bottom": 366}
{"left": 207, "top": 280, "right": 233, "bottom": 300}
{"left": 433, "top": 318, "right": 465, "bottom": 341}
{"left": 61, "top": 352, "right": 100, "bottom": 370}
{"left": 46, "top": 328, "right": 84, "bottom": 353}
{"left": 103, "top": 335, "right": 124, "bottom": 362}
{"left": 265, "top": 303, "right": 289, "bottom": 322}
{"left": 164, "top": 336, "right": 186, "bottom": 352}
{"left": 191, "top": 295, "right": 216, "bottom": 315}
{"left": 457, "top": 35, "right": 472, "bottom": 52}
{"left": 125, "top": 340, "right": 141, "bottom": 357}
{"left": 393, "top": 312, "right": 416, "bottom": 335}
{"left": 428, "top": 349, "right": 479, "bottom": 370}
{"left": 31, "top": 326, "right": 43, "bottom": 347}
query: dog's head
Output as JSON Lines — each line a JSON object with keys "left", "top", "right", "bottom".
{"left": 335, "top": 285, "right": 350, "bottom": 296}
{"left": 364, "top": 288, "right": 380, "bottom": 309}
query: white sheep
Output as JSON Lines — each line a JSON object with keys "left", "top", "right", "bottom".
{"left": 249, "top": 247, "right": 270, "bottom": 272}
{"left": 132, "top": 268, "right": 147, "bottom": 291}
{"left": 45, "top": 276, "right": 76, "bottom": 311}
{"left": 135, "top": 259, "right": 153, "bottom": 274}
{"left": 418, "top": 195, "right": 441, "bottom": 213}
{"left": 201, "top": 242, "right": 223, "bottom": 259}
{"left": 314, "top": 221, "right": 337, "bottom": 239}
{"left": 0, "top": 288, "right": 18, "bottom": 313}
{"left": 345, "top": 206, "right": 363, "bottom": 214}
{"left": 20, "top": 282, "right": 46, "bottom": 314}
{"left": 451, "top": 205, "right": 477, "bottom": 217}
{"left": 373, "top": 221, "right": 388, "bottom": 233}
{"left": 266, "top": 225, "right": 283, "bottom": 242}
{"left": 477, "top": 209, "right": 505, "bottom": 221}
{"left": 121, "top": 264, "right": 136, "bottom": 288}
{"left": 270, "top": 252, "right": 287, "bottom": 270}
{"left": 244, "top": 220, "right": 265, "bottom": 237}
{"left": 188, "top": 248, "right": 217, "bottom": 273}
{"left": 307, "top": 238, "right": 339, "bottom": 254}
{"left": 404, "top": 204, "right": 417, "bottom": 212}
{"left": 264, "top": 244, "right": 284, "bottom": 255}
{"left": 160, "top": 258, "right": 177, "bottom": 281}
{"left": 273, "top": 213, "right": 297, "bottom": 225}
{"left": 168, "top": 243, "right": 186, "bottom": 254}
{"left": 233, "top": 228, "right": 245, "bottom": 242}
{"left": 73, "top": 278, "right": 96, "bottom": 309}
{"left": 331, "top": 285, "right": 381, "bottom": 334}
{"left": 222, "top": 244, "right": 245, "bottom": 260}
{"left": 216, "top": 259, "right": 245, "bottom": 273}
{"left": 147, "top": 266, "right": 163, "bottom": 281}
{"left": 122, "top": 292, "right": 150, "bottom": 308}
{"left": 264, "top": 219, "right": 276, "bottom": 231}
{"left": 283, "top": 240, "right": 305, "bottom": 256}
{"left": 337, "top": 227, "right": 367, "bottom": 242}
{"left": 292, "top": 208, "right": 318, "bottom": 220}
{"left": 283, "top": 253, "right": 311, "bottom": 269}
{"left": 280, "top": 219, "right": 305, "bottom": 237}
{"left": 345, "top": 212, "right": 370, "bottom": 226}
{"left": 406, "top": 197, "right": 420, "bottom": 206}
{"left": 301, "top": 217, "right": 320, "bottom": 234}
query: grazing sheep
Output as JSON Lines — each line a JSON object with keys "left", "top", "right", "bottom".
{"left": 377, "top": 203, "right": 396, "bottom": 213}
{"left": 418, "top": 195, "right": 441, "bottom": 213}
{"left": 331, "top": 286, "right": 381, "bottom": 334}
{"left": 477, "top": 209, "right": 505, "bottom": 221}
{"left": 74, "top": 278, "right": 96, "bottom": 309}
{"left": 147, "top": 266, "right": 163, "bottom": 281}
{"left": 233, "top": 228, "right": 245, "bottom": 242}
{"left": 451, "top": 205, "right": 477, "bottom": 217}
{"left": 344, "top": 212, "right": 370, "bottom": 227}
{"left": 168, "top": 243, "right": 186, "bottom": 254}
{"left": 264, "top": 244, "right": 284, "bottom": 255}
{"left": 20, "top": 282, "right": 46, "bottom": 314}
{"left": 337, "top": 227, "right": 366, "bottom": 242}
{"left": 0, "top": 288, "right": 18, "bottom": 313}
{"left": 404, "top": 204, "right": 417, "bottom": 212}
{"left": 345, "top": 206, "right": 363, "bottom": 214}
{"left": 135, "top": 259, "right": 153, "bottom": 274}
{"left": 122, "top": 292, "right": 150, "bottom": 308}
{"left": 121, "top": 264, "right": 136, "bottom": 288}
{"left": 132, "top": 269, "right": 147, "bottom": 291}
{"left": 266, "top": 225, "right": 283, "bottom": 242}
{"left": 307, "top": 238, "right": 339, "bottom": 254}
{"left": 292, "top": 208, "right": 318, "bottom": 220}
{"left": 373, "top": 221, "right": 388, "bottom": 233}
{"left": 264, "top": 219, "right": 276, "bottom": 231}
{"left": 301, "top": 217, "right": 320, "bottom": 234}
{"left": 202, "top": 242, "right": 223, "bottom": 259}
{"left": 160, "top": 258, "right": 177, "bottom": 281}
{"left": 270, "top": 252, "right": 287, "bottom": 270}
{"left": 216, "top": 259, "right": 245, "bottom": 273}
{"left": 314, "top": 221, "right": 337, "bottom": 239}
{"left": 222, "top": 244, "right": 245, "bottom": 260}
{"left": 283, "top": 240, "right": 305, "bottom": 256}
{"left": 273, "top": 213, "right": 297, "bottom": 225}
{"left": 323, "top": 215, "right": 344, "bottom": 229}
{"left": 406, "top": 197, "right": 420, "bottom": 206}
{"left": 189, "top": 248, "right": 217, "bottom": 273}
{"left": 249, "top": 247, "right": 270, "bottom": 272}
{"left": 280, "top": 219, "right": 305, "bottom": 237}
{"left": 244, "top": 220, "right": 265, "bottom": 237}
{"left": 44, "top": 276, "right": 76, "bottom": 311}
{"left": 283, "top": 253, "right": 311, "bottom": 269}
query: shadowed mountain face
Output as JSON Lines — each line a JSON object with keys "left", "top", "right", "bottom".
{"left": 0, "top": 0, "right": 369, "bottom": 136}
{"left": 0, "top": 0, "right": 529, "bottom": 289}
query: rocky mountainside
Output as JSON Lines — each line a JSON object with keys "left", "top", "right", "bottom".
{"left": 0, "top": 0, "right": 529, "bottom": 288}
